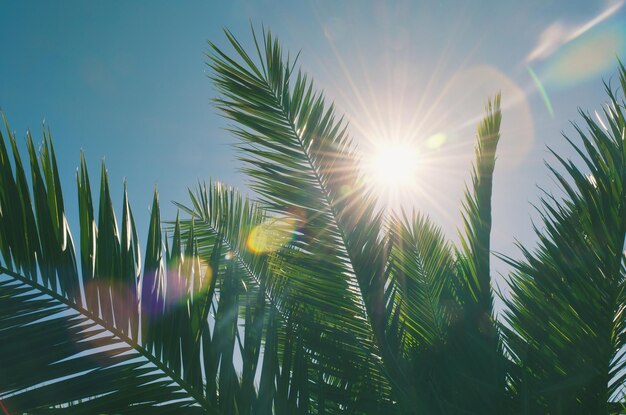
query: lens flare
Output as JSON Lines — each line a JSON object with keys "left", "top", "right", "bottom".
{"left": 543, "top": 24, "right": 626, "bottom": 87}
{"left": 527, "top": 66, "right": 554, "bottom": 117}
{"left": 340, "top": 184, "right": 352, "bottom": 196}
{"left": 425, "top": 133, "right": 447, "bottom": 149}
{"left": 439, "top": 65, "right": 535, "bottom": 170}
{"left": 247, "top": 217, "right": 298, "bottom": 254}
{"left": 164, "top": 255, "right": 211, "bottom": 306}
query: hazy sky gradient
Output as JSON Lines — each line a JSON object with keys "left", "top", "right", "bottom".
{"left": 2, "top": 0, "right": 625, "bottom": 292}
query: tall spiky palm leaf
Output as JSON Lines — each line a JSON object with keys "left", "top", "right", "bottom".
{"left": 446, "top": 95, "right": 508, "bottom": 413}
{"left": 382, "top": 96, "right": 506, "bottom": 414}
{"left": 0, "top": 124, "right": 208, "bottom": 413}
{"left": 175, "top": 182, "right": 317, "bottom": 415}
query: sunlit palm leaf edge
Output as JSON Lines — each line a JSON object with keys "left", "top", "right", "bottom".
{"left": 0, "top": 127, "right": 201, "bottom": 412}
{"left": 501, "top": 65, "right": 626, "bottom": 414}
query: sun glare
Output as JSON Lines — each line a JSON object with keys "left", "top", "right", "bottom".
{"left": 367, "top": 142, "right": 420, "bottom": 200}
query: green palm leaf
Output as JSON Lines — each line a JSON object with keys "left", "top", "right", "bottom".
{"left": 169, "top": 180, "right": 318, "bottom": 414}
{"left": 0, "top": 273, "right": 204, "bottom": 414}
{"left": 176, "top": 182, "right": 377, "bottom": 414}
{"left": 385, "top": 212, "right": 456, "bottom": 413}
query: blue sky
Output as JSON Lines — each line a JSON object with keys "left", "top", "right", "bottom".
{"left": 2, "top": 0, "right": 625, "bottom": 288}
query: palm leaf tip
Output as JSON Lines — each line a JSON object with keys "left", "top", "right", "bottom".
{"left": 457, "top": 92, "right": 502, "bottom": 307}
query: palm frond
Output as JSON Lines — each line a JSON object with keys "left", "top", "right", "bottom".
{"left": 458, "top": 93, "right": 502, "bottom": 310}
{"left": 381, "top": 96, "right": 507, "bottom": 414}
{"left": 502, "top": 65, "right": 626, "bottom": 413}
{"left": 176, "top": 182, "right": 280, "bottom": 412}
{"left": 0, "top": 272, "right": 204, "bottom": 414}
{"left": 387, "top": 212, "right": 455, "bottom": 350}
{"left": 208, "top": 28, "right": 396, "bottom": 408}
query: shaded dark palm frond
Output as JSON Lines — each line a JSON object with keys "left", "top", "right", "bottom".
{"left": 502, "top": 66, "right": 626, "bottom": 413}
{"left": 0, "top": 274, "right": 204, "bottom": 414}
{"left": 177, "top": 181, "right": 396, "bottom": 414}
{"left": 208, "top": 28, "right": 398, "bottom": 410}
{"left": 386, "top": 211, "right": 457, "bottom": 413}
{"left": 176, "top": 182, "right": 311, "bottom": 415}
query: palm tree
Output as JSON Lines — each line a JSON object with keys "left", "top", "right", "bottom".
{"left": 0, "top": 28, "right": 624, "bottom": 414}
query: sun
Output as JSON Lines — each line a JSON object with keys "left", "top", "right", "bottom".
{"left": 366, "top": 141, "right": 421, "bottom": 201}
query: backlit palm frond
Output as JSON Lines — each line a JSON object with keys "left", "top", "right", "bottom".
{"left": 458, "top": 94, "right": 502, "bottom": 310}
{"left": 175, "top": 181, "right": 269, "bottom": 308}
{"left": 387, "top": 212, "right": 454, "bottom": 352}
{"left": 502, "top": 66, "right": 626, "bottom": 413}
{"left": 0, "top": 277, "right": 204, "bottom": 414}
{"left": 208, "top": 28, "right": 395, "bottom": 410}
